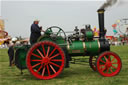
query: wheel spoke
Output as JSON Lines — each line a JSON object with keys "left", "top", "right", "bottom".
{"left": 106, "top": 67, "right": 110, "bottom": 73}
{"left": 110, "top": 67, "right": 113, "bottom": 73}
{"left": 50, "top": 65, "right": 56, "bottom": 73}
{"left": 111, "top": 65, "right": 117, "bottom": 70}
{"left": 42, "top": 67, "right": 46, "bottom": 76}
{"left": 51, "top": 59, "right": 63, "bottom": 62}
{"left": 50, "top": 53, "right": 60, "bottom": 59}
{"left": 100, "top": 59, "right": 106, "bottom": 63}
{"left": 50, "top": 62, "right": 60, "bottom": 68}
{"left": 56, "top": 29, "right": 61, "bottom": 36}
{"left": 32, "top": 53, "right": 42, "bottom": 59}
{"left": 111, "top": 57, "right": 116, "bottom": 62}
{"left": 37, "top": 49, "right": 44, "bottom": 58}
{"left": 99, "top": 65, "right": 105, "bottom": 67}
{"left": 104, "top": 56, "right": 108, "bottom": 62}
{"left": 108, "top": 55, "right": 111, "bottom": 61}
{"left": 32, "top": 63, "right": 41, "bottom": 68}
{"left": 102, "top": 66, "right": 106, "bottom": 72}
{"left": 99, "top": 65, "right": 105, "bottom": 70}
{"left": 31, "top": 60, "right": 42, "bottom": 62}
{"left": 49, "top": 28, "right": 52, "bottom": 32}
{"left": 48, "top": 48, "right": 56, "bottom": 57}
{"left": 112, "top": 62, "right": 118, "bottom": 64}
{"left": 37, "top": 65, "right": 43, "bottom": 73}
{"left": 47, "top": 65, "right": 50, "bottom": 76}
{"left": 46, "top": 46, "right": 50, "bottom": 57}
{"left": 42, "top": 44, "right": 46, "bottom": 56}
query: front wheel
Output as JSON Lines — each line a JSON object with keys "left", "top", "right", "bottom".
{"left": 26, "top": 41, "right": 65, "bottom": 80}
{"left": 96, "top": 51, "right": 122, "bottom": 77}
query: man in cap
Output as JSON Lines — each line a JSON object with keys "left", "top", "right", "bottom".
{"left": 30, "top": 20, "right": 44, "bottom": 45}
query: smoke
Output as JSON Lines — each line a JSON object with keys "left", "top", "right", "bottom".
{"left": 100, "top": 0, "right": 118, "bottom": 10}
{"left": 100, "top": 0, "right": 128, "bottom": 10}
{"left": 117, "top": 0, "right": 128, "bottom": 6}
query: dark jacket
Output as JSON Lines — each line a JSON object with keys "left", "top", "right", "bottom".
{"left": 8, "top": 46, "right": 14, "bottom": 57}
{"left": 8, "top": 46, "right": 14, "bottom": 66}
{"left": 30, "top": 23, "right": 41, "bottom": 45}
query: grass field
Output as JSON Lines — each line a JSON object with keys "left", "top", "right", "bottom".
{"left": 0, "top": 46, "right": 128, "bottom": 85}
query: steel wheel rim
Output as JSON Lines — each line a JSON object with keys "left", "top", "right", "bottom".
{"left": 97, "top": 51, "right": 122, "bottom": 77}
{"left": 26, "top": 41, "right": 65, "bottom": 80}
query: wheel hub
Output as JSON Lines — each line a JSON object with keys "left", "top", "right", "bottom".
{"left": 106, "top": 61, "right": 112, "bottom": 67}
{"left": 42, "top": 57, "right": 50, "bottom": 64}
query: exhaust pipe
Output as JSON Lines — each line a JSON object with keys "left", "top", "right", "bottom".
{"left": 97, "top": 0, "right": 118, "bottom": 39}
{"left": 97, "top": 9, "right": 105, "bottom": 39}
{"left": 97, "top": 9, "right": 110, "bottom": 52}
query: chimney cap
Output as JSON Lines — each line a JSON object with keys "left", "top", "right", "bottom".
{"left": 97, "top": 9, "right": 105, "bottom": 12}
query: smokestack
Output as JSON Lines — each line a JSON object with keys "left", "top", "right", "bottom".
{"left": 97, "top": 0, "right": 118, "bottom": 39}
{"left": 97, "top": 9, "right": 105, "bottom": 39}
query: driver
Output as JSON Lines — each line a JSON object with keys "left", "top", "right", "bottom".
{"left": 30, "top": 20, "right": 44, "bottom": 45}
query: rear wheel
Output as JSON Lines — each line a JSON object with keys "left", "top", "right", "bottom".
{"left": 96, "top": 51, "right": 122, "bottom": 77}
{"left": 26, "top": 41, "right": 65, "bottom": 80}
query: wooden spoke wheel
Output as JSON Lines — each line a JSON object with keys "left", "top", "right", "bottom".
{"left": 26, "top": 41, "right": 65, "bottom": 80}
{"left": 89, "top": 56, "right": 97, "bottom": 71}
{"left": 96, "top": 51, "right": 122, "bottom": 77}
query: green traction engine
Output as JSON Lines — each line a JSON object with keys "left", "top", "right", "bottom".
{"left": 14, "top": 9, "right": 122, "bottom": 80}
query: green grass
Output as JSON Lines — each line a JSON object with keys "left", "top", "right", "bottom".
{"left": 0, "top": 46, "right": 128, "bottom": 85}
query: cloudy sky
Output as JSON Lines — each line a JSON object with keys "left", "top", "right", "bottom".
{"left": 1, "top": 0, "right": 128, "bottom": 38}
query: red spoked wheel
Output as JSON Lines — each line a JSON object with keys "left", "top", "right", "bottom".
{"left": 96, "top": 51, "right": 122, "bottom": 77}
{"left": 89, "top": 56, "right": 97, "bottom": 71}
{"left": 26, "top": 41, "right": 65, "bottom": 80}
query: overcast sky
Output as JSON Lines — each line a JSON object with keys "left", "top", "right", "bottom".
{"left": 1, "top": 0, "right": 128, "bottom": 38}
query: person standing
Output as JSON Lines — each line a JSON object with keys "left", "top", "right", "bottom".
{"left": 8, "top": 43, "right": 15, "bottom": 66}
{"left": 30, "top": 20, "right": 44, "bottom": 45}
{"left": 7, "top": 38, "right": 17, "bottom": 66}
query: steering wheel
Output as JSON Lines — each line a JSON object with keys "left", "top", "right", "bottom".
{"left": 45, "top": 26, "right": 66, "bottom": 40}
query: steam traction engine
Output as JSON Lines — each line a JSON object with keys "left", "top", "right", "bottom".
{"left": 14, "top": 9, "right": 122, "bottom": 80}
